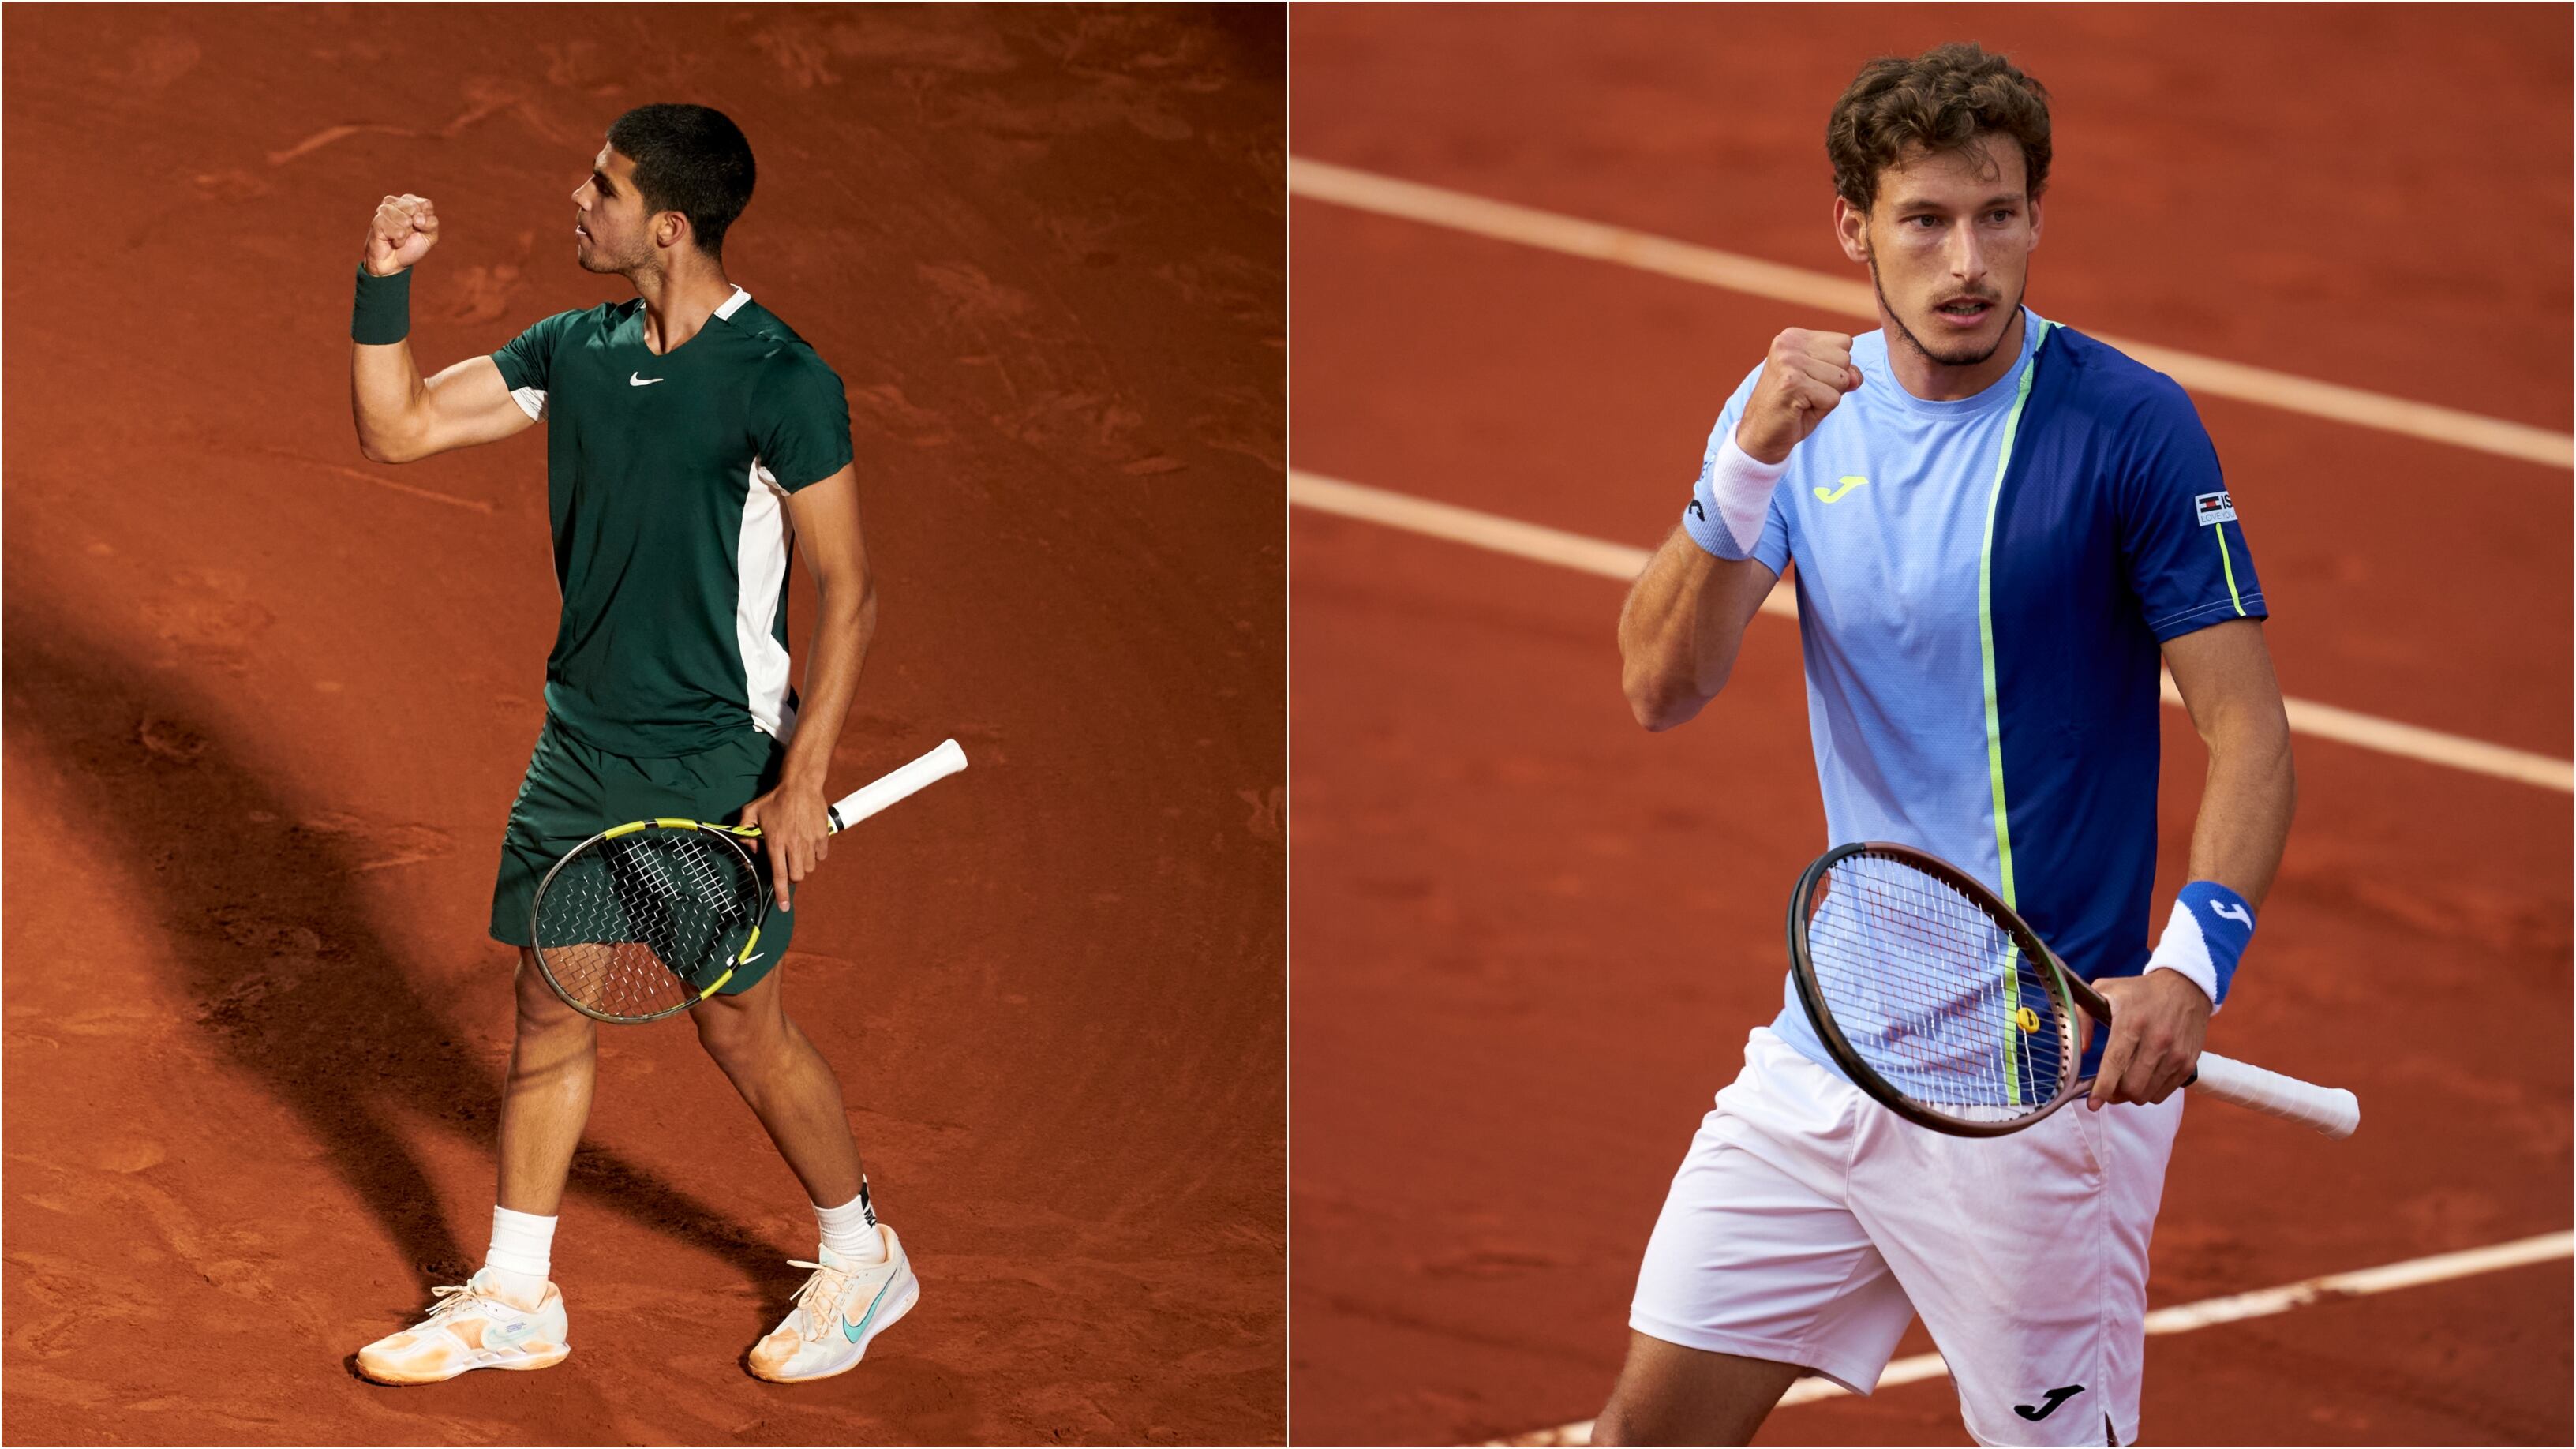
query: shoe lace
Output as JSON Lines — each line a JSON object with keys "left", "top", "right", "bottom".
{"left": 784, "top": 1259, "right": 855, "bottom": 1341}
{"left": 421, "top": 1282, "right": 488, "bottom": 1323}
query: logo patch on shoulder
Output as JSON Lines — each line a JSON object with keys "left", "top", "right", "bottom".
{"left": 2195, "top": 490, "right": 2237, "bottom": 526}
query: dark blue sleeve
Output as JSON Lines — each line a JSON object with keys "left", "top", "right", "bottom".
{"left": 2117, "top": 379, "right": 2267, "bottom": 642}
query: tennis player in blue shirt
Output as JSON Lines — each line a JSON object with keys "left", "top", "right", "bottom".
{"left": 1600, "top": 43, "right": 2296, "bottom": 1447}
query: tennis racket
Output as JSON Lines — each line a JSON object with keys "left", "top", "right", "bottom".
{"left": 530, "top": 738, "right": 968, "bottom": 1024}
{"left": 1788, "top": 842, "right": 2358, "bottom": 1139}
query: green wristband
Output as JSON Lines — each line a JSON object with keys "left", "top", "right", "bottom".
{"left": 351, "top": 262, "right": 410, "bottom": 345}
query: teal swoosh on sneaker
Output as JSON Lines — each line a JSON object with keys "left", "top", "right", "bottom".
{"left": 841, "top": 1279, "right": 894, "bottom": 1344}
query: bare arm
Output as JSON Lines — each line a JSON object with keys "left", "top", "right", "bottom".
{"left": 1622, "top": 328, "right": 1859, "bottom": 731}
{"left": 2162, "top": 616, "right": 2297, "bottom": 908}
{"left": 354, "top": 351, "right": 537, "bottom": 463}
{"left": 1617, "top": 526, "right": 1779, "bottom": 731}
{"left": 348, "top": 192, "right": 537, "bottom": 463}
{"left": 2089, "top": 616, "right": 2296, "bottom": 1107}
{"left": 737, "top": 465, "right": 876, "bottom": 908}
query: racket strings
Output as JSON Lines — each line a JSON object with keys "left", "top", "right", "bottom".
{"left": 1805, "top": 855, "right": 2078, "bottom": 1123}
{"left": 534, "top": 830, "right": 762, "bottom": 1020}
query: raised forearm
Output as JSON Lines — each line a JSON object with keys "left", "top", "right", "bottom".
{"left": 350, "top": 194, "right": 442, "bottom": 461}
{"left": 350, "top": 329, "right": 429, "bottom": 462}
{"left": 1618, "top": 526, "right": 1774, "bottom": 732}
{"left": 778, "top": 575, "right": 878, "bottom": 791}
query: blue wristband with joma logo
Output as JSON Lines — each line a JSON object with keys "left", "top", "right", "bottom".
{"left": 2144, "top": 879, "right": 2255, "bottom": 1009}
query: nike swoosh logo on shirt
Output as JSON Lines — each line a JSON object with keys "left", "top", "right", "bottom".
{"left": 630, "top": 373, "right": 665, "bottom": 387}
{"left": 1813, "top": 475, "right": 1869, "bottom": 504}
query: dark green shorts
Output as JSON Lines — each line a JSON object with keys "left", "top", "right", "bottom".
{"left": 490, "top": 717, "right": 794, "bottom": 993}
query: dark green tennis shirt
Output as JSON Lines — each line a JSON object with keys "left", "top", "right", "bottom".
{"left": 492, "top": 287, "right": 853, "bottom": 758}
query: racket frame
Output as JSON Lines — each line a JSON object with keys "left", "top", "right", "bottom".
{"left": 1787, "top": 841, "right": 2088, "bottom": 1137}
{"left": 529, "top": 818, "right": 769, "bottom": 1025}
{"left": 528, "top": 737, "right": 970, "bottom": 1025}
{"left": 1789, "top": 840, "right": 2358, "bottom": 1140}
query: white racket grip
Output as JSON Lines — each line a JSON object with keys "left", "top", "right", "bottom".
{"left": 2192, "top": 1052, "right": 2359, "bottom": 1139}
{"left": 825, "top": 739, "right": 968, "bottom": 833}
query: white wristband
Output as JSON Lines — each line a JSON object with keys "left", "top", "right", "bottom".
{"left": 1683, "top": 432, "right": 1789, "bottom": 561}
{"left": 2144, "top": 897, "right": 2222, "bottom": 1012}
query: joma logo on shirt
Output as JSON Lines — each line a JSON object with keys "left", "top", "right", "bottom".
{"left": 1813, "top": 475, "right": 1868, "bottom": 504}
{"left": 2014, "top": 1384, "right": 2084, "bottom": 1421}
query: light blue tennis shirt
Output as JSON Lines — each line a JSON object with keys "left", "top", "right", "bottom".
{"left": 1684, "top": 309, "right": 2267, "bottom": 1076}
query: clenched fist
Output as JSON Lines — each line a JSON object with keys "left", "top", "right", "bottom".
{"left": 1734, "top": 328, "right": 1864, "bottom": 465}
{"left": 364, "top": 193, "right": 440, "bottom": 278}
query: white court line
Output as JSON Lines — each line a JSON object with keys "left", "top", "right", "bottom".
{"left": 1289, "top": 158, "right": 2575, "bottom": 472}
{"left": 1485, "top": 1230, "right": 2576, "bottom": 1447}
{"left": 1291, "top": 470, "right": 2575, "bottom": 793}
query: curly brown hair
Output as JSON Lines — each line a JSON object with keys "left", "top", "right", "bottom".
{"left": 1826, "top": 43, "right": 2051, "bottom": 213}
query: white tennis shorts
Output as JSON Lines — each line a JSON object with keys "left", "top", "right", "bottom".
{"left": 1630, "top": 1026, "right": 2185, "bottom": 1447}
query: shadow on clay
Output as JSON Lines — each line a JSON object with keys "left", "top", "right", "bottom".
{"left": 1, "top": 601, "right": 798, "bottom": 1336}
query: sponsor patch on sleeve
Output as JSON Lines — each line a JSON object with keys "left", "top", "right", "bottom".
{"left": 2194, "top": 490, "right": 2237, "bottom": 526}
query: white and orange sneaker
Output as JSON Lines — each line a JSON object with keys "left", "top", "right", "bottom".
{"left": 747, "top": 1225, "right": 919, "bottom": 1383}
{"left": 356, "top": 1270, "right": 570, "bottom": 1385}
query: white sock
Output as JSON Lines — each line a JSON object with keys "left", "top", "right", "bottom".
{"left": 816, "top": 1181, "right": 886, "bottom": 1264}
{"left": 481, "top": 1205, "right": 556, "bottom": 1308}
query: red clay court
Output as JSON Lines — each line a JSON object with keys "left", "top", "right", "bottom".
{"left": 1290, "top": 6, "right": 2570, "bottom": 1445}
{"left": 4, "top": 6, "right": 1282, "bottom": 1443}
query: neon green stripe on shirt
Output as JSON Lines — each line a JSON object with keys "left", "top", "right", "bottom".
{"left": 1977, "top": 317, "right": 2052, "bottom": 1104}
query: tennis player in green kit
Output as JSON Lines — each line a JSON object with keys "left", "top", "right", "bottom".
{"left": 346, "top": 104, "right": 914, "bottom": 1385}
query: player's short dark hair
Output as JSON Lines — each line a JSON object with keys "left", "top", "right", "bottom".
{"left": 1825, "top": 43, "right": 2051, "bottom": 213}
{"left": 607, "top": 103, "right": 758, "bottom": 258}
